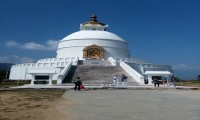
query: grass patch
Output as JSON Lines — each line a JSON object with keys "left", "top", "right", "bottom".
{"left": 0, "top": 80, "right": 58, "bottom": 88}
{"left": 174, "top": 80, "right": 200, "bottom": 87}
{"left": 0, "top": 89, "right": 66, "bottom": 120}
{"left": 0, "top": 89, "right": 66, "bottom": 101}
{"left": 52, "top": 80, "right": 57, "bottom": 84}
{"left": 0, "top": 80, "right": 31, "bottom": 88}
{"left": 19, "top": 89, "right": 66, "bottom": 101}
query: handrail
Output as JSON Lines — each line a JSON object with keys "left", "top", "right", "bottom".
{"left": 112, "top": 57, "right": 146, "bottom": 64}
{"left": 108, "top": 57, "right": 117, "bottom": 66}
{"left": 57, "top": 61, "right": 73, "bottom": 84}
{"left": 126, "top": 62, "right": 174, "bottom": 73}
{"left": 11, "top": 57, "right": 79, "bottom": 68}
{"left": 37, "top": 57, "right": 72, "bottom": 63}
{"left": 72, "top": 57, "right": 79, "bottom": 65}
{"left": 120, "top": 61, "right": 145, "bottom": 84}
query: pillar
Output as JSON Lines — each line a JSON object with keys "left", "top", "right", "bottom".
{"left": 48, "top": 75, "right": 53, "bottom": 85}
{"left": 30, "top": 74, "right": 35, "bottom": 85}
{"left": 147, "top": 75, "right": 152, "bottom": 85}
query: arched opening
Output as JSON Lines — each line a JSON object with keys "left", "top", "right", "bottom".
{"left": 83, "top": 44, "right": 104, "bottom": 59}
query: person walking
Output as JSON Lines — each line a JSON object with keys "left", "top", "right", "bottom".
{"left": 74, "top": 77, "right": 82, "bottom": 91}
{"left": 121, "top": 74, "right": 128, "bottom": 86}
{"left": 121, "top": 74, "right": 128, "bottom": 82}
{"left": 113, "top": 74, "right": 118, "bottom": 85}
{"left": 153, "top": 78, "right": 159, "bottom": 87}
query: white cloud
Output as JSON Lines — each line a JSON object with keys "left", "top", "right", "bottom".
{"left": 5, "top": 40, "right": 59, "bottom": 51}
{"left": 172, "top": 64, "right": 188, "bottom": 69}
{"left": 11, "top": 55, "right": 19, "bottom": 58}
{"left": 0, "top": 55, "right": 35, "bottom": 64}
{"left": 5, "top": 41, "right": 20, "bottom": 47}
{"left": 46, "top": 40, "right": 59, "bottom": 50}
{"left": 22, "top": 42, "right": 46, "bottom": 50}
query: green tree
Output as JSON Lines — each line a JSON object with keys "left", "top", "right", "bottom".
{"left": 0, "top": 70, "right": 6, "bottom": 84}
{"left": 0, "top": 70, "right": 6, "bottom": 78}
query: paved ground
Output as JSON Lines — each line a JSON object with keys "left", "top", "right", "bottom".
{"left": 10, "top": 84, "right": 199, "bottom": 90}
{"left": 59, "top": 89, "right": 200, "bottom": 120}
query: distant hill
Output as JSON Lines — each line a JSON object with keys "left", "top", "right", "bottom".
{"left": 0, "top": 63, "right": 14, "bottom": 71}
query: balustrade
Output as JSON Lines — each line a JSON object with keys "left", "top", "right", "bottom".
{"left": 11, "top": 57, "right": 78, "bottom": 68}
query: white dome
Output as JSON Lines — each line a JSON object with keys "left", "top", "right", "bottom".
{"left": 61, "top": 31, "right": 125, "bottom": 42}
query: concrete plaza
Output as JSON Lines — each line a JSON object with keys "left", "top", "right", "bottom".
{"left": 59, "top": 89, "right": 200, "bottom": 120}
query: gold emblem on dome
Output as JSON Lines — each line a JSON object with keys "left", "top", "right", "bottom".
{"left": 83, "top": 44, "right": 105, "bottom": 59}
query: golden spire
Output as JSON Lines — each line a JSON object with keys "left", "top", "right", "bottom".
{"left": 82, "top": 14, "right": 105, "bottom": 26}
{"left": 90, "top": 14, "right": 98, "bottom": 22}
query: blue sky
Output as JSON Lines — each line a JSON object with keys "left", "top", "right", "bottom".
{"left": 0, "top": 0, "right": 199, "bottom": 79}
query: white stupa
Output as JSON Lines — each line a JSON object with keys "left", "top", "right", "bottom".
{"left": 9, "top": 14, "right": 173, "bottom": 85}
{"left": 57, "top": 14, "right": 130, "bottom": 59}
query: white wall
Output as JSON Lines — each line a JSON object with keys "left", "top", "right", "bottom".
{"left": 9, "top": 57, "right": 79, "bottom": 81}
{"left": 57, "top": 39, "right": 129, "bottom": 59}
{"left": 9, "top": 66, "right": 61, "bottom": 80}
{"left": 9, "top": 67, "right": 27, "bottom": 80}
{"left": 58, "top": 39, "right": 128, "bottom": 48}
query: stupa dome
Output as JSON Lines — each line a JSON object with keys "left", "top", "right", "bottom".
{"left": 61, "top": 31, "right": 125, "bottom": 42}
{"left": 56, "top": 14, "right": 129, "bottom": 59}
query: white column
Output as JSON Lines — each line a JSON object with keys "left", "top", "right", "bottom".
{"left": 48, "top": 75, "right": 52, "bottom": 85}
{"left": 148, "top": 75, "right": 152, "bottom": 85}
{"left": 57, "top": 75, "right": 62, "bottom": 85}
{"left": 141, "top": 67, "right": 144, "bottom": 74}
{"left": 30, "top": 74, "right": 35, "bottom": 85}
{"left": 24, "top": 68, "right": 27, "bottom": 79}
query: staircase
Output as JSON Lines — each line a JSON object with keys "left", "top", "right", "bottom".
{"left": 125, "top": 63, "right": 143, "bottom": 75}
{"left": 62, "top": 66, "right": 77, "bottom": 83}
{"left": 62, "top": 60, "right": 139, "bottom": 85}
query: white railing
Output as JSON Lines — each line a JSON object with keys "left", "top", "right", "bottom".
{"left": 108, "top": 57, "right": 117, "bottom": 66}
{"left": 12, "top": 62, "right": 69, "bottom": 68}
{"left": 112, "top": 57, "right": 146, "bottom": 64}
{"left": 57, "top": 61, "right": 73, "bottom": 84}
{"left": 11, "top": 57, "right": 79, "bottom": 68}
{"left": 140, "top": 63, "right": 172, "bottom": 69}
{"left": 37, "top": 57, "right": 78, "bottom": 63}
{"left": 37, "top": 58, "right": 58, "bottom": 63}
{"left": 11, "top": 63, "right": 37, "bottom": 68}
{"left": 72, "top": 57, "right": 79, "bottom": 65}
{"left": 127, "top": 63, "right": 174, "bottom": 73}
{"left": 120, "top": 61, "right": 145, "bottom": 84}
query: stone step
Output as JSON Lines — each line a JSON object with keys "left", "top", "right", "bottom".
{"left": 63, "top": 62, "right": 139, "bottom": 85}
{"left": 78, "top": 60, "right": 112, "bottom": 66}
{"left": 63, "top": 60, "right": 139, "bottom": 85}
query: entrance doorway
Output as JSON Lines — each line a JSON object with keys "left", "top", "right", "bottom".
{"left": 34, "top": 75, "right": 49, "bottom": 84}
{"left": 152, "top": 76, "right": 162, "bottom": 80}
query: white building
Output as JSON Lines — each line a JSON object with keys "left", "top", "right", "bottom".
{"left": 9, "top": 14, "right": 173, "bottom": 85}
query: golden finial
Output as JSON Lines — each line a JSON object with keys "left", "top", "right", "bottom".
{"left": 90, "top": 13, "right": 97, "bottom": 22}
